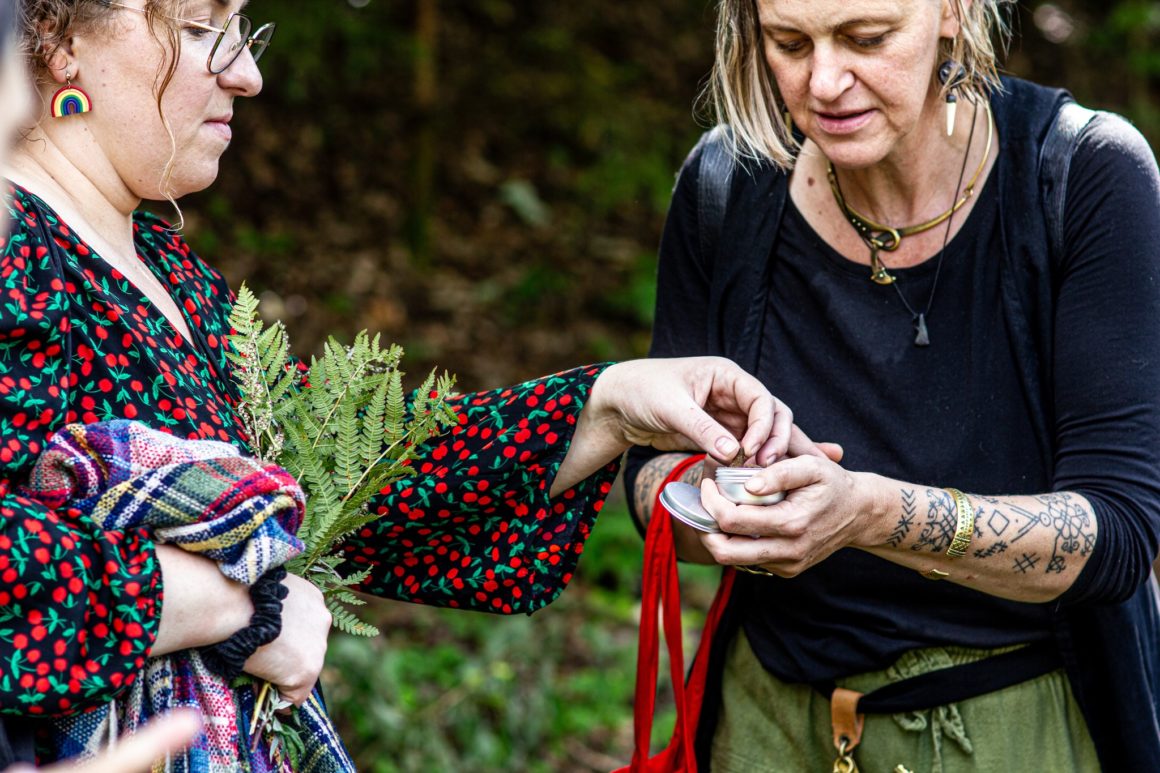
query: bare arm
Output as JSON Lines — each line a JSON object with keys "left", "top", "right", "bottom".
{"left": 630, "top": 453, "right": 714, "bottom": 563}
{"left": 861, "top": 479, "right": 1096, "bottom": 602}
{"left": 151, "top": 546, "right": 252, "bottom": 656}
{"left": 152, "top": 547, "right": 331, "bottom": 705}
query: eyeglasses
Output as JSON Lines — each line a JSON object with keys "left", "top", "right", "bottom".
{"left": 101, "top": 2, "right": 275, "bottom": 75}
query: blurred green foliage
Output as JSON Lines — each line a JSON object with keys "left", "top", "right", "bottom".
{"left": 172, "top": 0, "right": 1160, "bottom": 768}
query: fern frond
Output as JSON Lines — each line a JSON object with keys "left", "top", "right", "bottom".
{"left": 361, "top": 373, "right": 390, "bottom": 471}
{"left": 383, "top": 370, "right": 406, "bottom": 448}
{"left": 227, "top": 292, "right": 460, "bottom": 639}
{"left": 326, "top": 599, "right": 380, "bottom": 637}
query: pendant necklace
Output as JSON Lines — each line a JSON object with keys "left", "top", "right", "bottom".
{"left": 827, "top": 103, "right": 992, "bottom": 346}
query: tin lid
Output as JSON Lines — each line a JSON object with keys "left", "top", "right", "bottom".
{"left": 659, "top": 482, "right": 721, "bottom": 533}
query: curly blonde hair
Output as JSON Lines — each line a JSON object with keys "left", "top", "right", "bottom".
{"left": 703, "top": 0, "right": 1015, "bottom": 168}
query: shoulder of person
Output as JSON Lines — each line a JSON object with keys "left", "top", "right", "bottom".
{"left": 994, "top": 76, "right": 1152, "bottom": 167}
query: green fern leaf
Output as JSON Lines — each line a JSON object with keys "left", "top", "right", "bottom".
{"left": 327, "top": 600, "right": 380, "bottom": 637}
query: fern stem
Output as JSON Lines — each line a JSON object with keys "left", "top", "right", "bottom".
{"left": 342, "top": 435, "right": 408, "bottom": 504}
{"left": 250, "top": 681, "right": 271, "bottom": 738}
{"left": 310, "top": 357, "right": 374, "bottom": 451}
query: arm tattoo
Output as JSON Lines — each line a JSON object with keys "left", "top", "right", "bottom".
{"left": 1005, "top": 492, "right": 1095, "bottom": 575}
{"left": 631, "top": 455, "right": 703, "bottom": 530}
{"left": 887, "top": 489, "right": 917, "bottom": 548}
{"left": 912, "top": 488, "right": 957, "bottom": 553}
{"left": 894, "top": 488, "right": 1096, "bottom": 577}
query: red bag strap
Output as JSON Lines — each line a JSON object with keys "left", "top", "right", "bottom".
{"left": 624, "top": 453, "right": 739, "bottom": 773}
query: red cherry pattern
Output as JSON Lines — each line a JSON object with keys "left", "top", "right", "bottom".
{"left": 0, "top": 186, "right": 621, "bottom": 745}
{"left": 1, "top": 186, "right": 245, "bottom": 728}
{"left": 344, "top": 364, "right": 620, "bottom": 615}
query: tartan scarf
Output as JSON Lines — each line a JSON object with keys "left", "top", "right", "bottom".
{"left": 21, "top": 420, "right": 354, "bottom": 773}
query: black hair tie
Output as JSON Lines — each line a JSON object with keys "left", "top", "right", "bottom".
{"left": 202, "top": 565, "right": 288, "bottom": 681}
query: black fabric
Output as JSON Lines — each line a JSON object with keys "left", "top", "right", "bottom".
{"left": 624, "top": 77, "right": 1160, "bottom": 770}
{"left": 742, "top": 170, "right": 1055, "bottom": 682}
{"left": 0, "top": 717, "right": 36, "bottom": 767}
{"left": 812, "top": 641, "right": 1062, "bottom": 716}
{"left": 202, "top": 566, "right": 288, "bottom": 681}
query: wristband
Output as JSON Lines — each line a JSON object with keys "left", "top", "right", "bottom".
{"left": 944, "top": 488, "right": 975, "bottom": 559}
{"left": 203, "top": 565, "right": 288, "bottom": 681}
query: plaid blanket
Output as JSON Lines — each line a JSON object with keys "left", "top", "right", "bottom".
{"left": 21, "top": 420, "right": 354, "bottom": 773}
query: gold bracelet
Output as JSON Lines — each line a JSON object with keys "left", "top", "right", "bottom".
{"left": 944, "top": 487, "right": 975, "bottom": 559}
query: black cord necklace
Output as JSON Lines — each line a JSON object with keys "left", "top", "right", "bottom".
{"left": 829, "top": 103, "right": 988, "bottom": 346}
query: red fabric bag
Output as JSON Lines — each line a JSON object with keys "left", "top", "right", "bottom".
{"left": 615, "top": 454, "right": 736, "bottom": 773}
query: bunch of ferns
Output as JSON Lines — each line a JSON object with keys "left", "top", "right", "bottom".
{"left": 226, "top": 284, "right": 458, "bottom": 636}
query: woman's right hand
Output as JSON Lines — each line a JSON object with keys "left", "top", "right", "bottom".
{"left": 242, "top": 572, "right": 332, "bottom": 705}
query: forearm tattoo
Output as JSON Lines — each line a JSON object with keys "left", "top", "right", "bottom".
{"left": 981, "top": 492, "right": 1096, "bottom": 575}
{"left": 631, "top": 455, "right": 704, "bottom": 530}
{"left": 894, "top": 489, "right": 1096, "bottom": 577}
{"left": 912, "top": 488, "right": 957, "bottom": 553}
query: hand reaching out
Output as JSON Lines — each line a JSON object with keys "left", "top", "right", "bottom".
{"left": 3, "top": 710, "right": 201, "bottom": 773}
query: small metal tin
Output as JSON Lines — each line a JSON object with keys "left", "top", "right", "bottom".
{"left": 659, "top": 482, "right": 721, "bottom": 533}
{"left": 714, "top": 467, "right": 784, "bottom": 506}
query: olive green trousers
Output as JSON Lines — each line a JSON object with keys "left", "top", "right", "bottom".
{"left": 711, "top": 630, "right": 1099, "bottom": 773}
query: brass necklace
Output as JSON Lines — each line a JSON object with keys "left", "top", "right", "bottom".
{"left": 827, "top": 103, "right": 993, "bottom": 286}
{"left": 826, "top": 103, "right": 991, "bottom": 346}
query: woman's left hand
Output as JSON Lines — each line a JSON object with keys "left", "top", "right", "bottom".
{"left": 697, "top": 453, "right": 880, "bottom": 576}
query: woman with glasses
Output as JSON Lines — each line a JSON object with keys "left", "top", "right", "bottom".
{"left": 0, "top": 0, "right": 812, "bottom": 768}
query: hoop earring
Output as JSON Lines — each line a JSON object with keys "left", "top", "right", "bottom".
{"left": 51, "top": 72, "right": 93, "bottom": 118}
{"left": 937, "top": 60, "right": 966, "bottom": 137}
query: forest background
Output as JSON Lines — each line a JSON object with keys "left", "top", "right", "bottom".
{"left": 178, "top": 1, "right": 1160, "bottom": 770}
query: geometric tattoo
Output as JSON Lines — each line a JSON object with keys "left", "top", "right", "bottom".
{"left": 912, "top": 489, "right": 957, "bottom": 553}
{"left": 888, "top": 489, "right": 917, "bottom": 548}
{"left": 1013, "top": 552, "right": 1041, "bottom": 573}
{"left": 1007, "top": 492, "right": 1095, "bottom": 576}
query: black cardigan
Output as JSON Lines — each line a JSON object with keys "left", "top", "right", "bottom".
{"left": 625, "top": 77, "right": 1160, "bottom": 769}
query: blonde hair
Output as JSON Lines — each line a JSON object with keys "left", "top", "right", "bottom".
{"left": 20, "top": 0, "right": 187, "bottom": 217}
{"left": 703, "top": 0, "right": 1015, "bottom": 168}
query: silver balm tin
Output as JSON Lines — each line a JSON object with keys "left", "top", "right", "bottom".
{"left": 658, "top": 467, "right": 785, "bottom": 534}
{"left": 714, "top": 467, "right": 785, "bottom": 506}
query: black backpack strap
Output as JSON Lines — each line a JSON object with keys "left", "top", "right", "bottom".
{"left": 1039, "top": 100, "right": 1098, "bottom": 260}
{"left": 695, "top": 125, "right": 735, "bottom": 269}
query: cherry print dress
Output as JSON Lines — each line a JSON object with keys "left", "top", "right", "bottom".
{"left": 0, "top": 184, "right": 619, "bottom": 756}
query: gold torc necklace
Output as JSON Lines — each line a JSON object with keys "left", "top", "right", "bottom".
{"left": 827, "top": 103, "right": 993, "bottom": 346}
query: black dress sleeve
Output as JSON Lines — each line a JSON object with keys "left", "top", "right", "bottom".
{"left": 0, "top": 197, "right": 162, "bottom": 718}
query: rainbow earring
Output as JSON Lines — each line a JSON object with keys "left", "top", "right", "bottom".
{"left": 51, "top": 72, "right": 93, "bottom": 118}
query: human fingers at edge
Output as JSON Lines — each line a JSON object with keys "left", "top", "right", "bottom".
{"left": 26, "top": 710, "right": 203, "bottom": 773}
